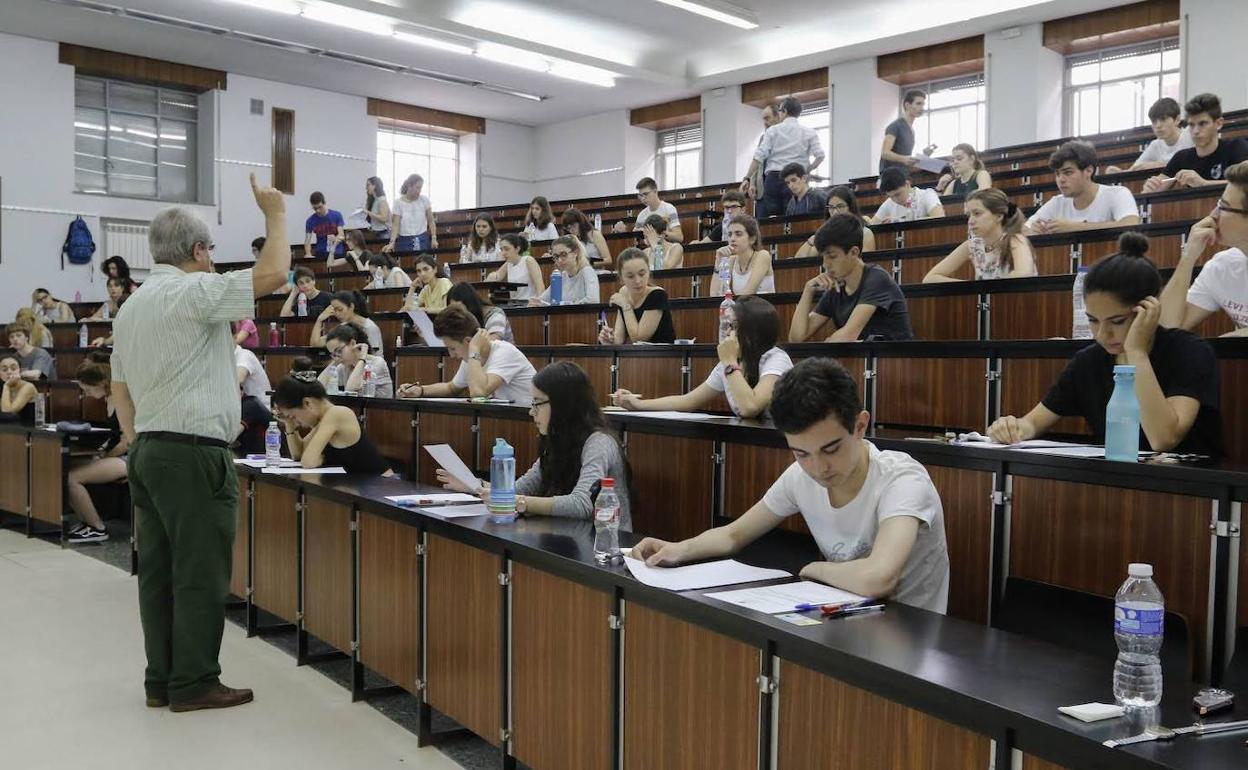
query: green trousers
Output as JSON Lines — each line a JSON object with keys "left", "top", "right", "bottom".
{"left": 128, "top": 436, "right": 238, "bottom": 703}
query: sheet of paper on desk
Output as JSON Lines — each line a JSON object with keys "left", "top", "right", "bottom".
{"left": 620, "top": 411, "right": 733, "bottom": 420}
{"left": 623, "top": 556, "right": 789, "bottom": 591}
{"left": 704, "top": 581, "right": 869, "bottom": 614}
{"left": 261, "top": 466, "right": 347, "bottom": 474}
{"left": 386, "top": 493, "right": 480, "bottom": 505}
{"left": 407, "top": 309, "right": 444, "bottom": 347}
{"left": 235, "top": 458, "right": 301, "bottom": 469}
{"left": 423, "top": 444, "right": 481, "bottom": 490}
{"left": 914, "top": 154, "right": 947, "bottom": 174}
{"left": 418, "top": 503, "right": 490, "bottom": 518}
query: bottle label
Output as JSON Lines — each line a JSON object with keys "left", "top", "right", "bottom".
{"left": 1114, "top": 605, "right": 1164, "bottom": 636}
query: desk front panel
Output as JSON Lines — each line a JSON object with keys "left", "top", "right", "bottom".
{"left": 625, "top": 431, "right": 714, "bottom": 542}
{"left": 358, "top": 512, "right": 420, "bottom": 695}
{"left": 416, "top": 411, "right": 475, "bottom": 485}
{"left": 252, "top": 482, "right": 299, "bottom": 623}
{"left": 302, "top": 494, "right": 354, "bottom": 653}
{"left": 874, "top": 357, "right": 986, "bottom": 432}
{"left": 0, "top": 431, "right": 28, "bottom": 516}
{"left": 30, "top": 434, "right": 63, "bottom": 526}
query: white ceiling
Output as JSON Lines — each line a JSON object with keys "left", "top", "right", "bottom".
{"left": 1, "top": 0, "right": 1134, "bottom": 125}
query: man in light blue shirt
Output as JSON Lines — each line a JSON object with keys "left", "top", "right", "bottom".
{"left": 740, "top": 96, "right": 825, "bottom": 219}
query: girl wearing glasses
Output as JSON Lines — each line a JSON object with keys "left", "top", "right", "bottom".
{"left": 795, "top": 186, "right": 875, "bottom": 257}
{"left": 532, "top": 236, "right": 601, "bottom": 305}
{"left": 316, "top": 325, "right": 393, "bottom": 398}
{"left": 436, "top": 361, "right": 633, "bottom": 527}
{"left": 611, "top": 295, "right": 791, "bottom": 419}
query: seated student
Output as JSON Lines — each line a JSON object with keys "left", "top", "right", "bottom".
{"left": 1025, "top": 141, "right": 1140, "bottom": 234}
{"left": 485, "top": 234, "right": 544, "bottom": 301}
{"left": 613, "top": 177, "right": 683, "bottom": 242}
{"left": 404, "top": 254, "right": 453, "bottom": 312}
{"left": 101, "top": 255, "right": 139, "bottom": 293}
{"left": 598, "top": 247, "right": 677, "bottom": 345}
{"left": 436, "top": 361, "right": 633, "bottom": 527}
{"left": 988, "top": 233, "right": 1222, "bottom": 455}
{"left": 236, "top": 394, "right": 273, "bottom": 456}
{"left": 612, "top": 295, "right": 792, "bottom": 419}
{"left": 923, "top": 189, "right": 1037, "bottom": 282}
{"left": 65, "top": 357, "right": 129, "bottom": 544}
{"left": 232, "top": 318, "right": 259, "bottom": 349}
{"left": 460, "top": 214, "right": 500, "bottom": 263}
{"left": 304, "top": 191, "right": 346, "bottom": 259}
{"left": 561, "top": 207, "right": 612, "bottom": 265}
{"left": 795, "top": 186, "right": 876, "bottom": 256}
{"left": 396, "top": 306, "right": 535, "bottom": 404}
{"left": 310, "top": 290, "right": 383, "bottom": 351}
{"left": 14, "top": 308, "right": 53, "bottom": 349}
{"left": 316, "top": 327, "right": 394, "bottom": 398}
{"left": 870, "top": 168, "right": 945, "bottom": 224}
{"left": 280, "top": 265, "right": 334, "bottom": 318}
{"left": 1160, "top": 160, "right": 1248, "bottom": 337}
{"left": 935, "top": 143, "right": 993, "bottom": 198}
{"left": 31, "top": 288, "right": 75, "bottom": 324}
{"left": 86, "top": 278, "right": 130, "bottom": 320}
{"left": 642, "top": 213, "right": 684, "bottom": 270}
{"left": 522, "top": 196, "right": 561, "bottom": 241}
{"left": 633, "top": 357, "right": 950, "bottom": 613}
{"left": 329, "top": 230, "right": 371, "bottom": 272}
{"left": 272, "top": 371, "right": 394, "bottom": 475}
{"left": 446, "top": 282, "right": 513, "bottom": 343}
{"left": 709, "top": 214, "right": 775, "bottom": 296}
{"left": 1106, "top": 97, "right": 1193, "bottom": 174}
{"left": 0, "top": 355, "right": 37, "bottom": 423}
{"left": 7, "top": 323, "right": 53, "bottom": 380}
{"left": 235, "top": 344, "right": 272, "bottom": 407}
{"left": 789, "top": 215, "right": 913, "bottom": 343}
{"left": 1144, "top": 93, "right": 1248, "bottom": 193}
{"left": 782, "top": 163, "right": 829, "bottom": 217}
{"left": 366, "top": 252, "right": 412, "bottom": 290}
{"left": 249, "top": 237, "right": 265, "bottom": 261}
{"left": 533, "top": 236, "right": 600, "bottom": 305}
{"left": 695, "top": 190, "right": 747, "bottom": 244}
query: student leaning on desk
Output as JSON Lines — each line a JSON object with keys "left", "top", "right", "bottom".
{"left": 632, "top": 358, "right": 950, "bottom": 614}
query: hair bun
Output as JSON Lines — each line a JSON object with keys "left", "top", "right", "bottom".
{"left": 1117, "top": 231, "right": 1149, "bottom": 258}
{"left": 291, "top": 370, "right": 320, "bottom": 383}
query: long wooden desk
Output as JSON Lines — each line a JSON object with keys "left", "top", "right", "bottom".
{"left": 0, "top": 423, "right": 111, "bottom": 540}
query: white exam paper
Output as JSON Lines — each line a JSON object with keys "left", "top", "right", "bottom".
{"left": 387, "top": 493, "right": 480, "bottom": 506}
{"left": 260, "top": 466, "right": 347, "bottom": 474}
{"left": 418, "top": 503, "right": 491, "bottom": 519}
{"left": 915, "top": 154, "right": 948, "bottom": 174}
{"left": 619, "top": 411, "right": 733, "bottom": 420}
{"left": 704, "top": 581, "right": 869, "bottom": 614}
{"left": 407, "top": 309, "right": 444, "bottom": 347}
{"left": 423, "top": 444, "right": 481, "bottom": 490}
{"left": 623, "top": 556, "right": 789, "bottom": 591}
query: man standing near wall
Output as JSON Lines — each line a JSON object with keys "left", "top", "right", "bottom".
{"left": 740, "top": 96, "right": 824, "bottom": 219}
{"left": 747, "top": 103, "right": 779, "bottom": 215}
{"left": 112, "top": 174, "right": 290, "bottom": 712}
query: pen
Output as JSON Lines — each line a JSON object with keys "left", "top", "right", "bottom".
{"left": 822, "top": 603, "right": 885, "bottom": 619}
{"left": 794, "top": 599, "right": 870, "bottom": 613}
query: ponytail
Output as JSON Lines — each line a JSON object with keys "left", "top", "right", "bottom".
{"left": 969, "top": 189, "right": 1025, "bottom": 273}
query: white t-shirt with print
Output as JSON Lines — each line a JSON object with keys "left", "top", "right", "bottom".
{"left": 1026, "top": 184, "right": 1138, "bottom": 229}
{"left": 1136, "top": 132, "right": 1194, "bottom": 165}
{"left": 393, "top": 195, "right": 431, "bottom": 236}
{"left": 875, "top": 187, "right": 942, "bottom": 222}
{"left": 234, "top": 346, "right": 272, "bottom": 406}
{"left": 703, "top": 347, "right": 793, "bottom": 417}
{"left": 451, "top": 339, "right": 536, "bottom": 405}
{"left": 1188, "top": 246, "right": 1248, "bottom": 328}
{"left": 761, "top": 441, "right": 950, "bottom": 614}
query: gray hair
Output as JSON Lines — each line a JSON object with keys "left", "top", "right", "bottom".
{"left": 149, "top": 206, "right": 211, "bottom": 266}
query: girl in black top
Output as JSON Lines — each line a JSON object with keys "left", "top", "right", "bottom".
{"left": 272, "top": 370, "right": 393, "bottom": 476}
{"left": 0, "top": 355, "right": 37, "bottom": 424}
{"left": 988, "top": 233, "right": 1222, "bottom": 456}
{"left": 598, "top": 248, "right": 676, "bottom": 344}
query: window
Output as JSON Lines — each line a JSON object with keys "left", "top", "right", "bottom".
{"left": 376, "top": 127, "right": 460, "bottom": 212}
{"left": 74, "top": 76, "right": 199, "bottom": 202}
{"left": 656, "top": 125, "right": 702, "bottom": 190}
{"left": 908, "top": 74, "right": 986, "bottom": 156}
{"left": 1064, "top": 39, "right": 1180, "bottom": 136}
{"left": 796, "top": 100, "right": 831, "bottom": 176}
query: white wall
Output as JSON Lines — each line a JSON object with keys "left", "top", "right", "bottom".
{"left": 1181, "top": 0, "right": 1248, "bottom": 111}
{"left": 479, "top": 119, "right": 535, "bottom": 207}
{"left": 534, "top": 110, "right": 631, "bottom": 200}
{"left": 984, "top": 24, "right": 1063, "bottom": 148}
{"left": 828, "top": 58, "right": 898, "bottom": 182}
{"left": 700, "top": 85, "right": 762, "bottom": 185}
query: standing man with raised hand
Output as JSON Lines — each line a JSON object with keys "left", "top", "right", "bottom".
{"left": 111, "top": 173, "right": 289, "bottom": 713}
{"left": 740, "top": 96, "right": 824, "bottom": 219}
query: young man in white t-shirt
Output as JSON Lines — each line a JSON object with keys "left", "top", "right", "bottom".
{"left": 234, "top": 345, "right": 272, "bottom": 406}
{"left": 1105, "top": 97, "right": 1193, "bottom": 175}
{"left": 396, "top": 306, "right": 536, "bottom": 405}
{"left": 633, "top": 358, "right": 950, "bottom": 613}
{"left": 613, "top": 177, "right": 683, "bottom": 243}
{"left": 1159, "top": 160, "right": 1248, "bottom": 338}
{"left": 870, "top": 167, "right": 944, "bottom": 224}
{"left": 1025, "top": 141, "right": 1140, "bottom": 235}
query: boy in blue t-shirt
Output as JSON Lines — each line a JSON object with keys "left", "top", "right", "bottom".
{"left": 304, "top": 191, "right": 345, "bottom": 258}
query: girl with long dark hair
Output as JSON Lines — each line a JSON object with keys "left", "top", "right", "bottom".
{"left": 561, "top": 207, "right": 612, "bottom": 265}
{"left": 310, "top": 289, "right": 382, "bottom": 350}
{"left": 363, "top": 176, "right": 391, "bottom": 238}
{"left": 612, "top": 295, "right": 791, "bottom": 418}
{"left": 101, "top": 255, "right": 139, "bottom": 292}
{"left": 272, "top": 368, "right": 393, "bottom": 475}
{"left": 523, "top": 196, "right": 559, "bottom": 241}
{"left": 460, "top": 214, "right": 500, "bottom": 263}
{"left": 446, "top": 282, "right": 513, "bottom": 342}
{"left": 436, "top": 361, "right": 633, "bottom": 526}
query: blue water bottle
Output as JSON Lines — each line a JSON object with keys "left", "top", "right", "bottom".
{"left": 488, "top": 438, "right": 517, "bottom": 524}
{"left": 1104, "top": 365, "right": 1140, "bottom": 462}
{"left": 549, "top": 270, "right": 563, "bottom": 306}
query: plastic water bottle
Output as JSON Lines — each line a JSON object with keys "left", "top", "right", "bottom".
{"left": 593, "top": 478, "right": 621, "bottom": 563}
{"left": 74, "top": 290, "right": 81, "bottom": 303}
{"left": 395, "top": 334, "right": 403, "bottom": 351}
{"left": 265, "top": 422, "right": 282, "bottom": 466}
{"left": 718, "top": 289, "right": 736, "bottom": 342}
{"left": 34, "top": 392, "right": 46, "bottom": 428}
{"left": 488, "top": 438, "right": 517, "bottom": 524}
{"left": 549, "top": 271, "right": 564, "bottom": 306}
{"left": 325, "top": 364, "right": 340, "bottom": 395}
{"left": 297, "top": 292, "right": 308, "bottom": 317}
{"left": 598, "top": 310, "right": 610, "bottom": 341}
{"left": 1113, "top": 563, "right": 1164, "bottom": 709}
{"left": 362, "top": 366, "right": 376, "bottom": 398}
{"left": 1072, "top": 266, "right": 1091, "bottom": 339}
{"left": 78, "top": 323, "right": 89, "bottom": 347}
{"left": 652, "top": 240, "right": 665, "bottom": 271}
{"left": 102, "top": 303, "right": 110, "bottom": 321}
{"left": 268, "top": 322, "right": 280, "bottom": 348}
{"left": 721, "top": 209, "right": 733, "bottom": 241}
{"left": 593, "top": 212, "right": 602, "bottom": 232}
{"left": 1105, "top": 365, "right": 1140, "bottom": 462}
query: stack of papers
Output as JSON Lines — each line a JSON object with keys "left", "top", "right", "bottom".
{"left": 622, "top": 556, "right": 789, "bottom": 590}
{"left": 386, "top": 493, "right": 480, "bottom": 506}
{"left": 235, "top": 457, "right": 302, "bottom": 469}
{"left": 618, "top": 411, "right": 734, "bottom": 420}
{"left": 261, "top": 466, "right": 346, "bottom": 474}
{"left": 952, "top": 434, "right": 1108, "bottom": 458}
{"left": 704, "top": 581, "right": 869, "bottom": 614}
{"left": 417, "top": 503, "right": 490, "bottom": 519}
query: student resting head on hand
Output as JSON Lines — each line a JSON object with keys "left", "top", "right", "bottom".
{"left": 271, "top": 369, "right": 393, "bottom": 475}
{"left": 0, "top": 355, "right": 38, "bottom": 424}
{"left": 396, "top": 306, "right": 535, "bottom": 405}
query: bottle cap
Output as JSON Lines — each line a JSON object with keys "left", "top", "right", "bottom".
{"left": 493, "top": 437, "right": 514, "bottom": 457}
{"left": 1112, "top": 364, "right": 1136, "bottom": 375}
{"left": 1128, "top": 562, "right": 1153, "bottom": 578}
{"left": 269, "top": 421, "right": 278, "bottom": 428}
{"left": 601, "top": 477, "right": 615, "bottom": 488}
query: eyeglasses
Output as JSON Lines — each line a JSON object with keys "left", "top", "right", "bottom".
{"left": 1214, "top": 199, "right": 1248, "bottom": 216}
{"left": 550, "top": 250, "right": 572, "bottom": 259}
{"left": 528, "top": 398, "right": 550, "bottom": 413}
{"left": 722, "top": 203, "right": 743, "bottom": 212}
{"left": 827, "top": 202, "right": 849, "bottom": 213}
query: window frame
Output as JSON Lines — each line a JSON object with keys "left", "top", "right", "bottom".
{"left": 1062, "top": 38, "right": 1181, "bottom": 136}
{"left": 375, "top": 124, "right": 461, "bottom": 213}
{"left": 655, "top": 123, "right": 702, "bottom": 190}
{"left": 903, "top": 73, "right": 986, "bottom": 157}
{"left": 795, "top": 99, "right": 831, "bottom": 177}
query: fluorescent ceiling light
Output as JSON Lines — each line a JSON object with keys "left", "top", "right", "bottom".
{"left": 301, "top": 2, "right": 393, "bottom": 35}
{"left": 393, "top": 30, "right": 473, "bottom": 55}
{"left": 580, "top": 166, "right": 623, "bottom": 176}
{"left": 654, "top": 0, "right": 758, "bottom": 29}
{"left": 475, "top": 42, "right": 616, "bottom": 87}
{"left": 220, "top": 0, "right": 302, "bottom": 15}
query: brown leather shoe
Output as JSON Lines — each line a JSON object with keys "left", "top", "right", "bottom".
{"left": 169, "top": 684, "right": 254, "bottom": 713}
{"left": 146, "top": 696, "right": 169, "bottom": 708}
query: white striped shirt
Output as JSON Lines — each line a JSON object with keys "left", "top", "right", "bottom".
{"left": 754, "top": 117, "right": 823, "bottom": 174}
{"left": 111, "top": 264, "right": 256, "bottom": 442}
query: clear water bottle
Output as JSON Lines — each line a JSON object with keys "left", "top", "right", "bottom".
{"left": 652, "top": 240, "right": 665, "bottom": 271}
{"left": 488, "top": 438, "right": 517, "bottom": 524}
{"left": 372, "top": 268, "right": 386, "bottom": 290}
{"left": 1105, "top": 365, "right": 1140, "bottom": 462}
{"left": 598, "top": 310, "right": 610, "bottom": 340}
{"left": 1113, "top": 563, "right": 1164, "bottom": 709}
{"left": 549, "top": 270, "right": 563, "bottom": 306}
{"left": 325, "top": 364, "right": 340, "bottom": 395}
{"left": 264, "top": 421, "right": 282, "bottom": 466}
{"left": 1072, "top": 266, "right": 1091, "bottom": 339}
{"left": 721, "top": 210, "right": 733, "bottom": 241}
{"left": 362, "top": 366, "right": 376, "bottom": 398}
{"left": 395, "top": 334, "right": 403, "bottom": 351}
{"left": 78, "top": 323, "right": 88, "bottom": 347}
{"left": 593, "top": 212, "right": 602, "bottom": 232}
{"left": 34, "top": 392, "right": 46, "bottom": 428}
{"left": 718, "top": 289, "right": 736, "bottom": 343}
{"left": 593, "top": 478, "right": 621, "bottom": 563}
{"left": 297, "top": 292, "right": 308, "bottom": 317}
{"left": 102, "top": 302, "right": 110, "bottom": 321}
{"left": 268, "top": 322, "right": 280, "bottom": 348}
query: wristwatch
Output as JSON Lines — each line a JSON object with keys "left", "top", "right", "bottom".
{"left": 469, "top": 350, "right": 482, "bottom": 362}
{"left": 516, "top": 495, "right": 528, "bottom": 514}
{"left": 724, "top": 364, "right": 741, "bottom": 377}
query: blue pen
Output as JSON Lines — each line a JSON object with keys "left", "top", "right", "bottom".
{"left": 794, "top": 599, "right": 870, "bottom": 613}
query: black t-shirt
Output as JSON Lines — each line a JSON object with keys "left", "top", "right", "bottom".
{"left": 236, "top": 395, "right": 273, "bottom": 456}
{"left": 879, "top": 118, "right": 915, "bottom": 173}
{"left": 1040, "top": 328, "right": 1223, "bottom": 456}
{"left": 1163, "top": 138, "right": 1248, "bottom": 181}
{"left": 813, "top": 264, "right": 913, "bottom": 341}
{"left": 304, "top": 290, "right": 334, "bottom": 317}
{"left": 630, "top": 287, "right": 676, "bottom": 343}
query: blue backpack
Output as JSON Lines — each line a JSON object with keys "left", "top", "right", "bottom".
{"left": 62, "top": 216, "right": 96, "bottom": 269}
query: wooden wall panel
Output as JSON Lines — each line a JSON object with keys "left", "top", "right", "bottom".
{"left": 776, "top": 660, "right": 991, "bottom": 769}
{"left": 396, "top": 353, "right": 444, "bottom": 385}
{"left": 630, "top": 96, "right": 701, "bottom": 130}
{"left": 550, "top": 355, "right": 613, "bottom": 401}
{"left": 877, "top": 36, "right": 985, "bottom": 86}
{"left": 230, "top": 476, "right": 249, "bottom": 599}
{"left": 510, "top": 314, "right": 546, "bottom": 347}
{"left": 670, "top": 306, "right": 718, "bottom": 345}
{"left": 908, "top": 294, "right": 979, "bottom": 341}
{"left": 416, "top": 412, "right": 475, "bottom": 485}
{"left": 742, "top": 68, "right": 829, "bottom": 108}
{"left": 272, "top": 108, "right": 295, "bottom": 195}
{"left": 368, "top": 97, "right": 486, "bottom": 135}
{"left": 59, "top": 43, "right": 227, "bottom": 91}
{"left": 926, "top": 465, "right": 993, "bottom": 624}
{"left": 252, "top": 481, "right": 299, "bottom": 623}
{"left": 989, "top": 290, "right": 1072, "bottom": 340}
{"left": 1043, "top": 0, "right": 1179, "bottom": 55}
{"left": 1021, "top": 755, "right": 1073, "bottom": 770}
{"left": 998, "top": 358, "right": 1091, "bottom": 436}
{"left": 549, "top": 312, "right": 600, "bottom": 345}
{"left": 512, "top": 564, "right": 614, "bottom": 770}
{"left": 302, "top": 495, "right": 353, "bottom": 653}
{"left": 623, "top": 603, "right": 758, "bottom": 770}
{"left": 1222, "top": 358, "right": 1248, "bottom": 468}
{"left": 874, "top": 357, "right": 985, "bottom": 431}
{"left": 358, "top": 512, "right": 420, "bottom": 694}
{"left": 625, "top": 432, "right": 713, "bottom": 541}
{"left": 616, "top": 355, "right": 684, "bottom": 402}
{"left": 363, "top": 403, "right": 415, "bottom": 476}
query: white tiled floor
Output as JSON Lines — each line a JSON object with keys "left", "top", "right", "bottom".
{"left": 0, "top": 530, "right": 460, "bottom": 770}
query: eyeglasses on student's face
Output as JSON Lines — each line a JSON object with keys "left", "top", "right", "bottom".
{"left": 528, "top": 398, "right": 550, "bottom": 414}
{"left": 827, "top": 202, "right": 849, "bottom": 213}
{"left": 1214, "top": 198, "right": 1248, "bottom": 216}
